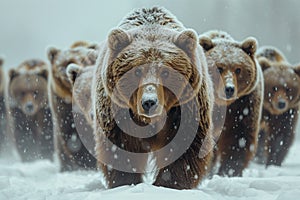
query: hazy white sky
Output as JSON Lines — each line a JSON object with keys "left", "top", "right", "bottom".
{"left": 0, "top": 0, "right": 299, "bottom": 68}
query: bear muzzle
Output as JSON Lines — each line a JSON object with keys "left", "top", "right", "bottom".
{"left": 22, "top": 101, "right": 37, "bottom": 116}
{"left": 138, "top": 84, "right": 164, "bottom": 118}
{"left": 272, "top": 98, "right": 288, "bottom": 112}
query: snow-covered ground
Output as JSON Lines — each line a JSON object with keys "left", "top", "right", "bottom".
{"left": 1, "top": 138, "right": 300, "bottom": 200}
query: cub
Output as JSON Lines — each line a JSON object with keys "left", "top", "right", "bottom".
{"left": 7, "top": 59, "right": 53, "bottom": 161}
{"left": 47, "top": 41, "right": 98, "bottom": 171}
{"left": 199, "top": 30, "right": 264, "bottom": 176}
{"left": 255, "top": 46, "right": 300, "bottom": 166}
{"left": 94, "top": 7, "right": 214, "bottom": 189}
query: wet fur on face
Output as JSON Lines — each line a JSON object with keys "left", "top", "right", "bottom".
{"left": 199, "top": 31, "right": 258, "bottom": 106}
{"left": 8, "top": 60, "right": 49, "bottom": 116}
{"left": 105, "top": 28, "right": 201, "bottom": 122}
{"left": 259, "top": 58, "right": 300, "bottom": 115}
{"left": 47, "top": 42, "right": 98, "bottom": 102}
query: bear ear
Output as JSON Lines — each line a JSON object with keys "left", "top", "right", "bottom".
{"left": 39, "top": 68, "right": 49, "bottom": 80}
{"left": 88, "top": 43, "right": 99, "bottom": 50}
{"left": 293, "top": 64, "right": 300, "bottom": 77}
{"left": 241, "top": 37, "right": 257, "bottom": 56}
{"left": 66, "top": 63, "right": 81, "bottom": 86}
{"left": 258, "top": 57, "right": 271, "bottom": 71}
{"left": 47, "top": 47, "right": 60, "bottom": 64}
{"left": 9, "top": 69, "right": 19, "bottom": 80}
{"left": 108, "top": 28, "right": 131, "bottom": 57}
{"left": 174, "top": 29, "right": 198, "bottom": 57}
{"left": 199, "top": 36, "right": 214, "bottom": 52}
{"left": 87, "top": 49, "right": 98, "bottom": 63}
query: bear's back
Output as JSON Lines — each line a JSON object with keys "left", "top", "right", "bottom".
{"left": 17, "top": 59, "right": 47, "bottom": 74}
{"left": 204, "top": 30, "right": 234, "bottom": 41}
{"left": 257, "top": 46, "right": 287, "bottom": 63}
{"left": 118, "top": 7, "right": 184, "bottom": 31}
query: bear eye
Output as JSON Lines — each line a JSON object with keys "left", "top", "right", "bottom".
{"left": 235, "top": 68, "right": 241, "bottom": 74}
{"left": 134, "top": 68, "right": 142, "bottom": 77}
{"left": 217, "top": 67, "right": 223, "bottom": 74}
{"left": 161, "top": 69, "right": 169, "bottom": 78}
{"left": 273, "top": 86, "right": 278, "bottom": 92}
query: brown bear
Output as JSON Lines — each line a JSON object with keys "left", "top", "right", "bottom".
{"left": 0, "top": 57, "right": 6, "bottom": 152}
{"left": 93, "top": 7, "right": 214, "bottom": 189}
{"left": 66, "top": 64, "right": 96, "bottom": 156}
{"left": 47, "top": 41, "right": 98, "bottom": 171}
{"left": 67, "top": 64, "right": 94, "bottom": 125}
{"left": 255, "top": 46, "right": 300, "bottom": 166}
{"left": 7, "top": 59, "right": 53, "bottom": 161}
{"left": 199, "top": 30, "right": 264, "bottom": 176}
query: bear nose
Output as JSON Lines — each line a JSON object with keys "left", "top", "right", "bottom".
{"left": 225, "top": 86, "right": 235, "bottom": 99}
{"left": 142, "top": 99, "right": 158, "bottom": 113}
{"left": 277, "top": 100, "right": 286, "bottom": 110}
{"left": 25, "top": 102, "right": 34, "bottom": 113}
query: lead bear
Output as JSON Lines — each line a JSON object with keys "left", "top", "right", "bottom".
{"left": 94, "top": 7, "right": 214, "bottom": 189}
{"left": 255, "top": 46, "right": 300, "bottom": 166}
{"left": 47, "top": 41, "right": 98, "bottom": 171}
{"left": 199, "top": 30, "right": 264, "bottom": 176}
{"left": 7, "top": 59, "right": 53, "bottom": 161}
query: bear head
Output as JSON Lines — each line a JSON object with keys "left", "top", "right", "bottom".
{"left": 47, "top": 42, "right": 98, "bottom": 102}
{"left": 8, "top": 59, "right": 49, "bottom": 116}
{"left": 199, "top": 34, "right": 258, "bottom": 106}
{"left": 101, "top": 28, "right": 203, "bottom": 122}
{"left": 259, "top": 58, "right": 300, "bottom": 115}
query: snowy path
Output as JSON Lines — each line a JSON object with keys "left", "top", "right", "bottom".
{"left": 1, "top": 139, "right": 300, "bottom": 200}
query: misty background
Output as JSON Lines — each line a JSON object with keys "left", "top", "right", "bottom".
{"left": 0, "top": 0, "right": 299, "bottom": 68}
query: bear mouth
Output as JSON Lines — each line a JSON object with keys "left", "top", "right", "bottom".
{"left": 138, "top": 104, "right": 165, "bottom": 119}
{"left": 217, "top": 94, "right": 238, "bottom": 102}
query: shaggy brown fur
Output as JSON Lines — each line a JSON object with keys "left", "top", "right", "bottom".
{"left": 199, "top": 30, "right": 264, "bottom": 176}
{"left": 7, "top": 59, "right": 53, "bottom": 161}
{"left": 94, "top": 7, "right": 214, "bottom": 189}
{"left": 47, "top": 42, "right": 98, "bottom": 171}
{"left": 255, "top": 46, "right": 300, "bottom": 166}
{"left": 66, "top": 64, "right": 96, "bottom": 157}
{"left": 0, "top": 58, "right": 6, "bottom": 152}
{"left": 67, "top": 64, "right": 94, "bottom": 125}
{"left": 256, "top": 46, "right": 286, "bottom": 63}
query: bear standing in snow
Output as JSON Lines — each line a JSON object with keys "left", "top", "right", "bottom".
{"left": 93, "top": 7, "right": 214, "bottom": 189}
{"left": 67, "top": 64, "right": 95, "bottom": 126}
{"left": 7, "top": 59, "right": 53, "bottom": 161}
{"left": 255, "top": 46, "right": 300, "bottom": 166}
{"left": 0, "top": 58, "right": 6, "bottom": 152}
{"left": 66, "top": 64, "right": 96, "bottom": 156}
{"left": 199, "top": 30, "right": 264, "bottom": 176}
{"left": 47, "top": 42, "right": 98, "bottom": 171}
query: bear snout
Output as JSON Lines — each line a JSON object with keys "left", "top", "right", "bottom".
{"left": 23, "top": 101, "right": 36, "bottom": 115}
{"left": 225, "top": 85, "right": 235, "bottom": 99}
{"left": 137, "top": 84, "right": 164, "bottom": 118}
{"left": 277, "top": 98, "right": 287, "bottom": 110}
{"left": 142, "top": 98, "right": 158, "bottom": 113}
